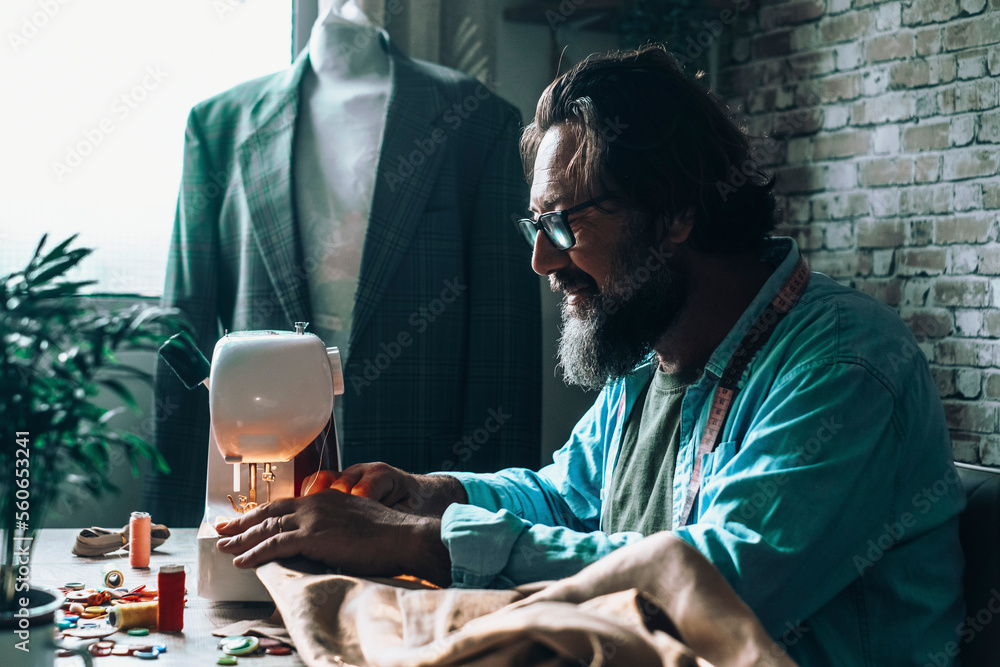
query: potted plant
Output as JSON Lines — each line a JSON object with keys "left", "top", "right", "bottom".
{"left": 0, "top": 234, "right": 183, "bottom": 659}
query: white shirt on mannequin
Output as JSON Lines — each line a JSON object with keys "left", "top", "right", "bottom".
{"left": 294, "top": 0, "right": 391, "bottom": 441}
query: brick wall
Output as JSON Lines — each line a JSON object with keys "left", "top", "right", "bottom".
{"left": 719, "top": 0, "right": 1000, "bottom": 465}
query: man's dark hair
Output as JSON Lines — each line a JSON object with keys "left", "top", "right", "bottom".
{"left": 521, "top": 45, "right": 776, "bottom": 254}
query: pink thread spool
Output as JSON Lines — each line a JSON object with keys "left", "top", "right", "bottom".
{"left": 129, "top": 511, "right": 151, "bottom": 568}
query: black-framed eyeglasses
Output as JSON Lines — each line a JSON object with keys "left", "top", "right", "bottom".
{"left": 517, "top": 194, "right": 612, "bottom": 251}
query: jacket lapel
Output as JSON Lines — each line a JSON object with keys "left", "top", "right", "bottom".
{"left": 349, "top": 38, "right": 450, "bottom": 352}
{"left": 237, "top": 51, "right": 312, "bottom": 327}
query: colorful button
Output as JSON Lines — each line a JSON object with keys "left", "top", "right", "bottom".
{"left": 218, "top": 636, "right": 246, "bottom": 648}
{"left": 265, "top": 646, "right": 292, "bottom": 655}
{"left": 222, "top": 636, "right": 259, "bottom": 656}
{"left": 56, "top": 619, "right": 76, "bottom": 630}
{"left": 128, "top": 628, "right": 150, "bottom": 636}
{"left": 135, "top": 650, "right": 159, "bottom": 659}
{"left": 65, "top": 582, "right": 86, "bottom": 590}
{"left": 217, "top": 657, "right": 238, "bottom": 665}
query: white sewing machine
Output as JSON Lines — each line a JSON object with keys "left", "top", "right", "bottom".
{"left": 160, "top": 323, "right": 344, "bottom": 601}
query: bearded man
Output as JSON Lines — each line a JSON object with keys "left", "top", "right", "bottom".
{"left": 216, "top": 46, "right": 966, "bottom": 665}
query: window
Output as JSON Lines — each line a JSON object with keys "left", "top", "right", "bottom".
{"left": 1, "top": 0, "right": 293, "bottom": 295}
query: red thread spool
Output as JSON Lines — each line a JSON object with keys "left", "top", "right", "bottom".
{"left": 157, "top": 564, "right": 185, "bottom": 632}
{"left": 129, "top": 511, "right": 151, "bottom": 568}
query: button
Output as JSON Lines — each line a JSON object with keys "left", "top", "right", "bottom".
{"left": 65, "top": 582, "right": 86, "bottom": 590}
{"left": 217, "top": 657, "right": 238, "bottom": 665}
{"left": 222, "top": 636, "right": 259, "bottom": 655}
{"left": 135, "top": 650, "right": 160, "bottom": 659}
{"left": 265, "top": 646, "right": 292, "bottom": 655}
{"left": 84, "top": 606, "right": 106, "bottom": 614}
{"left": 89, "top": 644, "right": 113, "bottom": 657}
{"left": 128, "top": 628, "right": 150, "bottom": 636}
{"left": 217, "top": 635, "right": 246, "bottom": 649}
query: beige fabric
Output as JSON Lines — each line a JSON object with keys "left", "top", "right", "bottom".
{"left": 254, "top": 533, "right": 797, "bottom": 667}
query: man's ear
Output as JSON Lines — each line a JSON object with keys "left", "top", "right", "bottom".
{"left": 661, "top": 208, "right": 694, "bottom": 245}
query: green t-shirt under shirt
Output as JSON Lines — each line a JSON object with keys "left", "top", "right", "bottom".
{"left": 602, "top": 365, "right": 701, "bottom": 535}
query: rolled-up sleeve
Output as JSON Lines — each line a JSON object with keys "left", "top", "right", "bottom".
{"left": 436, "top": 383, "right": 645, "bottom": 587}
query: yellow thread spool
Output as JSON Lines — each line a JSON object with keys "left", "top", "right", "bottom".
{"left": 107, "top": 601, "right": 158, "bottom": 630}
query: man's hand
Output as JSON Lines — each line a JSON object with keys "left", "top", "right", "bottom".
{"left": 214, "top": 490, "right": 453, "bottom": 587}
{"left": 300, "top": 463, "right": 468, "bottom": 517}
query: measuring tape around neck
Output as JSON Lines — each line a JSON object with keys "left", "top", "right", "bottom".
{"left": 675, "top": 256, "right": 810, "bottom": 528}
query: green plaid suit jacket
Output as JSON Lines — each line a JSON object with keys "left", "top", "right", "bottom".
{"left": 146, "top": 37, "right": 542, "bottom": 526}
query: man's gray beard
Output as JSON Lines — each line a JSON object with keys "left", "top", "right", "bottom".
{"left": 556, "top": 241, "right": 689, "bottom": 391}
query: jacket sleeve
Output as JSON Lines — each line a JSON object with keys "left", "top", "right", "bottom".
{"left": 145, "top": 107, "right": 223, "bottom": 527}
{"left": 459, "top": 104, "right": 542, "bottom": 471}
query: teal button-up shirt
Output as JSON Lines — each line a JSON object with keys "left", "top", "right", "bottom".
{"left": 439, "top": 237, "right": 965, "bottom": 665}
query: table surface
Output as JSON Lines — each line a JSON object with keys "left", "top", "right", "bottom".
{"left": 31, "top": 528, "right": 305, "bottom": 666}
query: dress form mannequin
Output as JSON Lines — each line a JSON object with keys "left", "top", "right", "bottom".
{"left": 148, "top": 2, "right": 543, "bottom": 525}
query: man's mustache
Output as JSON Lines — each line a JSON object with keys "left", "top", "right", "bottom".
{"left": 550, "top": 269, "right": 597, "bottom": 295}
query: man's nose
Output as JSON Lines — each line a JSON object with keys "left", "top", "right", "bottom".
{"left": 531, "top": 231, "right": 570, "bottom": 276}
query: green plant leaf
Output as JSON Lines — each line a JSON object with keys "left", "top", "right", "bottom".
{"left": 96, "top": 377, "right": 139, "bottom": 413}
{"left": 28, "top": 250, "right": 93, "bottom": 285}
{"left": 42, "top": 233, "right": 80, "bottom": 262}
{"left": 27, "top": 233, "right": 51, "bottom": 270}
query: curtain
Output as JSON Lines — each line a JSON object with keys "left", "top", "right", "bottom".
{"left": 381, "top": 0, "right": 500, "bottom": 84}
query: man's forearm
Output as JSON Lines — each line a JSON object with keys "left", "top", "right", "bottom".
{"left": 399, "top": 473, "right": 468, "bottom": 518}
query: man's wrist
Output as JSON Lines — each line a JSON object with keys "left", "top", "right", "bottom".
{"left": 404, "top": 515, "right": 452, "bottom": 587}
{"left": 410, "top": 474, "right": 468, "bottom": 517}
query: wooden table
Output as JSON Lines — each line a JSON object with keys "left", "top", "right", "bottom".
{"left": 31, "top": 529, "right": 305, "bottom": 666}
